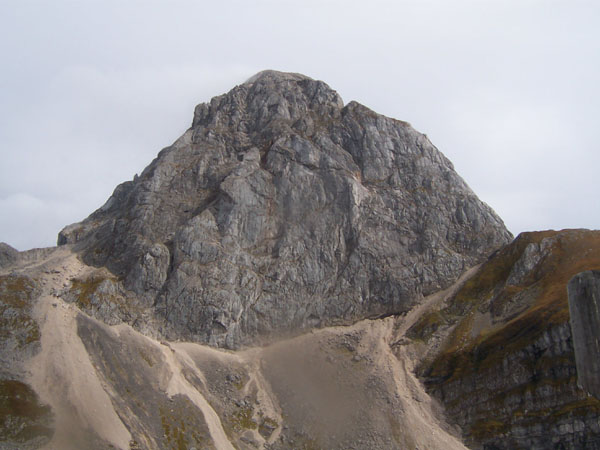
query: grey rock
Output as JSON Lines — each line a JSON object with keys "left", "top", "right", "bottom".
{"left": 0, "top": 242, "right": 19, "bottom": 269}
{"left": 568, "top": 270, "right": 600, "bottom": 399}
{"left": 59, "top": 70, "right": 512, "bottom": 348}
{"left": 506, "top": 238, "right": 552, "bottom": 286}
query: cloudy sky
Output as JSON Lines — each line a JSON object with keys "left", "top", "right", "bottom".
{"left": 1, "top": 1, "right": 598, "bottom": 250}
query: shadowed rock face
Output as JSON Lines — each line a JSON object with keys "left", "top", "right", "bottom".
{"left": 568, "top": 270, "right": 600, "bottom": 399}
{"left": 58, "top": 70, "right": 511, "bottom": 348}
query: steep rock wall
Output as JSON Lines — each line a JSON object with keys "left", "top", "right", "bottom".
{"left": 568, "top": 271, "right": 600, "bottom": 399}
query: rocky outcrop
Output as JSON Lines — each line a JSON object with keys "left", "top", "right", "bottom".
{"left": 568, "top": 270, "right": 600, "bottom": 399}
{"left": 0, "top": 243, "right": 19, "bottom": 269}
{"left": 412, "top": 229, "right": 600, "bottom": 449}
{"left": 58, "top": 70, "right": 511, "bottom": 348}
{"left": 0, "top": 274, "right": 53, "bottom": 449}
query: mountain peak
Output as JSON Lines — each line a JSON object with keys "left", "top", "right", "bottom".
{"left": 243, "top": 69, "right": 315, "bottom": 84}
{"left": 192, "top": 69, "right": 344, "bottom": 130}
{"left": 59, "top": 72, "right": 511, "bottom": 348}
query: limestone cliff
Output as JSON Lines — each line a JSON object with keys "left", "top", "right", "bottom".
{"left": 568, "top": 270, "right": 600, "bottom": 400}
{"left": 57, "top": 70, "right": 511, "bottom": 348}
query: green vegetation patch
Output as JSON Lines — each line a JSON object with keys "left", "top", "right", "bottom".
{"left": 449, "top": 231, "right": 558, "bottom": 315}
{"left": 69, "top": 272, "right": 130, "bottom": 316}
{"left": 158, "top": 400, "right": 210, "bottom": 450}
{"left": 421, "top": 230, "right": 600, "bottom": 445}
{"left": 288, "top": 433, "right": 322, "bottom": 450}
{"left": 258, "top": 416, "right": 279, "bottom": 439}
{"left": 0, "top": 379, "right": 53, "bottom": 443}
{"left": 229, "top": 371, "right": 250, "bottom": 391}
{"left": 70, "top": 275, "right": 109, "bottom": 308}
{"left": 407, "top": 311, "right": 449, "bottom": 342}
{"left": 222, "top": 400, "right": 260, "bottom": 443}
{"left": 0, "top": 275, "right": 40, "bottom": 347}
{"left": 231, "top": 405, "right": 257, "bottom": 430}
{"left": 426, "top": 230, "right": 600, "bottom": 383}
{"left": 0, "top": 275, "right": 36, "bottom": 310}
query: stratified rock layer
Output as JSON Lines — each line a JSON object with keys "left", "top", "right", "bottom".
{"left": 414, "top": 230, "right": 600, "bottom": 449}
{"left": 568, "top": 270, "right": 600, "bottom": 399}
{"left": 58, "top": 70, "right": 511, "bottom": 348}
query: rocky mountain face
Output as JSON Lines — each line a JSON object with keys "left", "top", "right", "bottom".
{"left": 3, "top": 71, "right": 600, "bottom": 450}
{"left": 57, "top": 70, "right": 511, "bottom": 348}
{"left": 411, "top": 229, "right": 600, "bottom": 449}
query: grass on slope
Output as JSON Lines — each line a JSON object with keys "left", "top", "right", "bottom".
{"left": 423, "top": 229, "right": 600, "bottom": 383}
{"left": 414, "top": 229, "right": 600, "bottom": 444}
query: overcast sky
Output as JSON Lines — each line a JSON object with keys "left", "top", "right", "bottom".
{"left": 1, "top": 1, "right": 599, "bottom": 250}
